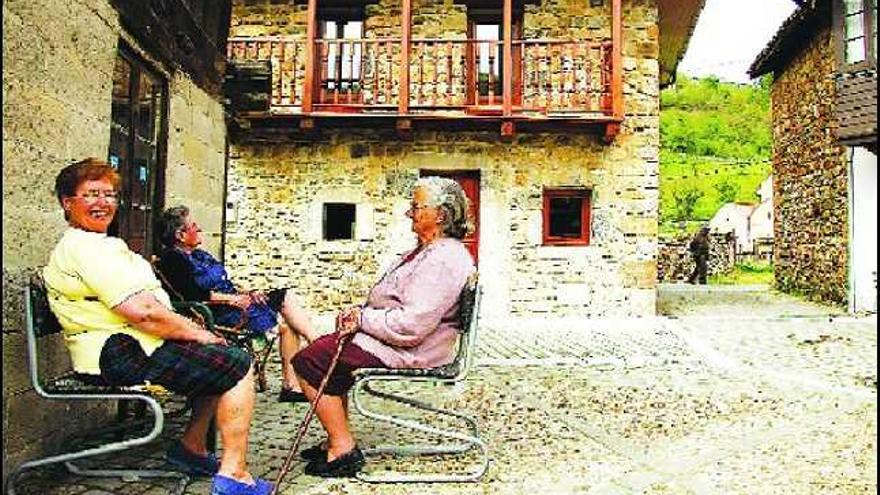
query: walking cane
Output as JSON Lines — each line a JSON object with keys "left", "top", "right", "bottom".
{"left": 270, "top": 331, "right": 354, "bottom": 495}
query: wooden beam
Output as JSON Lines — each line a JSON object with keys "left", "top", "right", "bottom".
{"left": 603, "top": 122, "right": 620, "bottom": 143}
{"left": 302, "top": 0, "right": 318, "bottom": 113}
{"left": 399, "top": 0, "right": 412, "bottom": 114}
{"left": 502, "top": 0, "right": 513, "bottom": 117}
{"left": 611, "top": 0, "right": 623, "bottom": 122}
{"left": 501, "top": 120, "right": 515, "bottom": 138}
{"left": 396, "top": 118, "right": 413, "bottom": 139}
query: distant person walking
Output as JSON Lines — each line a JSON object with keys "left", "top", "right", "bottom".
{"left": 688, "top": 226, "right": 711, "bottom": 285}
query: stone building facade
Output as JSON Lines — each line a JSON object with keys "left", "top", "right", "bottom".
{"left": 3, "top": 0, "right": 230, "bottom": 479}
{"left": 750, "top": 0, "right": 878, "bottom": 310}
{"left": 768, "top": 26, "right": 849, "bottom": 305}
{"left": 223, "top": 0, "right": 681, "bottom": 328}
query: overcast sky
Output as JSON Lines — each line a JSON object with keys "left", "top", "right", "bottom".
{"left": 678, "top": 0, "right": 797, "bottom": 84}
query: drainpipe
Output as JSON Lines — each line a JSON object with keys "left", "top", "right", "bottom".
{"left": 220, "top": 132, "right": 230, "bottom": 264}
{"left": 846, "top": 146, "right": 855, "bottom": 313}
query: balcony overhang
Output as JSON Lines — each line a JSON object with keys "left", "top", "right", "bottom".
{"left": 229, "top": 110, "right": 622, "bottom": 141}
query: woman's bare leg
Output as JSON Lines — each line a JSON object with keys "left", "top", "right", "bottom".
{"left": 297, "top": 376, "right": 356, "bottom": 461}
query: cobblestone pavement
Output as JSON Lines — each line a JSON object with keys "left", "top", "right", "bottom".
{"left": 12, "top": 284, "right": 876, "bottom": 494}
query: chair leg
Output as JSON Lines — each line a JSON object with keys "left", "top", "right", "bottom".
{"left": 5, "top": 394, "right": 188, "bottom": 495}
{"left": 351, "top": 375, "right": 489, "bottom": 483}
{"left": 64, "top": 462, "right": 189, "bottom": 494}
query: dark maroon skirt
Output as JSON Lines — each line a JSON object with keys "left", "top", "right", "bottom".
{"left": 292, "top": 333, "right": 386, "bottom": 396}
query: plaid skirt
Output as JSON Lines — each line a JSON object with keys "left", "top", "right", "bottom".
{"left": 90, "top": 333, "right": 251, "bottom": 397}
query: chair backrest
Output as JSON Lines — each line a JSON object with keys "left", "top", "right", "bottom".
{"left": 25, "top": 274, "right": 64, "bottom": 391}
{"left": 149, "top": 254, "right": 186, "bottom": 303}
{"left": 450, "top": 272, "right": 480, "bottom": 378}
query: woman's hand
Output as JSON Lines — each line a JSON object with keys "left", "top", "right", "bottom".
{"left": 228, "top": 293, "right": 252, "bottom": 310}
{"left": 197, "top": 331, "right": 228, "bottom": 346}
{"left": 336, "top": 306, "right": 362, "bottom": 335}
{"left": 248, "top": 290, "right": 268, "bottom": 305}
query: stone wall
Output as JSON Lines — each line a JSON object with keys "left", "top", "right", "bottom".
{"left": 770, "top": 25, "right": 849, "bottom": 306}
{"left": 2, "top": 0, "right": 227, "bottom": 478}
{"left": 657, "top": 233, "right": 736, "bottom": 283}
{"left": 225, "top": 0, "right": 660, "bottom": 326}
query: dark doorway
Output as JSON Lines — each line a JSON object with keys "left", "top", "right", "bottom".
{"left": 108, "top": 46, "right": 167, "bottom": 258}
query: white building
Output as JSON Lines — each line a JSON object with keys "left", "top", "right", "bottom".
{"left": 709, "top": 175, "right": 774, "bottom": 254}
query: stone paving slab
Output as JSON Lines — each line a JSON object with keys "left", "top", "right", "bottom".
{"left": 9, "top": 285, "right": 876, "bottom": 495}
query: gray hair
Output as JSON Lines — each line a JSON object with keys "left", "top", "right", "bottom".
{"left": 158, "top": 205, "right": 190, "bottom": 249}
{"left": 415, "top": 176, "right": 471, "bottom": 239}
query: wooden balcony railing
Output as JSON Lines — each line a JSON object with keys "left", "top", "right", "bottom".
{"left": 227, "top": 36, "right": 616, "bottom": 118}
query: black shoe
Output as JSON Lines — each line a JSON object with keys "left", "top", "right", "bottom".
{"left": 299, "top": 443, "right": 326, "bottom": 462}
{"left": 304, "top": 447, "right": 365, "bottom": 478}
{"left": 277, "top": 388, "right": 308, "bottom": 403}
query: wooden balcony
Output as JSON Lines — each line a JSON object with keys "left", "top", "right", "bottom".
{"left": 225, "top": 1, "right": 622, "bottom": 138}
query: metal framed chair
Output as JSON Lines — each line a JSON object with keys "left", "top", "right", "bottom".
{"left": 5, "top": 276, "right": 190, "bottom": 495}
{"left": 150, "top": 256, "right": 277, "bottom": 392}
{"left": 350, "top": 272, "right": 488, "bottom": 483}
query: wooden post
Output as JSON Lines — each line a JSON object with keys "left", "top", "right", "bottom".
{"left": 611, "top": 0, "right": 623, "bottom": 121}
{"left": 303, "top": 0, "right": 318, "bottom": 113}
{"left": 399, "top": 0, "right": 412, "bottom": 114}
{"left": 502, "top": 0, "right": 513, "bottom": 116}
{"left": 604, "top": 0, "right": 623, "bottom": 142}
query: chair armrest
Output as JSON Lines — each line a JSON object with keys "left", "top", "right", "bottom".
{"left": 201, "top": 300, "right": 250, "bottom": 331}
{"left": 172, "top": 301, "right": 216, "bottom": 330}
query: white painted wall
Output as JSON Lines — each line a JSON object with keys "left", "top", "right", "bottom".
{"left": 757, "top": 175, "right": 773, "bottom": 203}
{"left": 709, "top": 203, "right": 756, "bottom": 253}
{"left": 849, "top": 146, "right": 877, "bottom": 313}
{"left": 749, "top": 199, "right": 774, "bottom": 241}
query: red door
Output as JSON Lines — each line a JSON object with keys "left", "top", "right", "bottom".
{"left": 420, "top": 170, "right": 480, "bottom": 265}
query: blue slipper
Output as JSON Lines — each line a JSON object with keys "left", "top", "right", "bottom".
{"left": 166, "top": 441, "right": 219, "bottom": 476}
{"left": 211, "top": 474, "right": 273, "bottom": 495}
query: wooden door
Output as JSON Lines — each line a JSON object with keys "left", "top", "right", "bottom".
{"left": 421, "top": 170, "right": 480, "bottom": 265}
{"left": 108, "top": 48, "right": 166, "bottom": 258}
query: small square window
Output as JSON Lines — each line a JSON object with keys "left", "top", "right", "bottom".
{"left": 323, "top": 203, "right": 356, "bottom": 240}
{"left": 542, "top": 188, "right": 591, "bottom": 246}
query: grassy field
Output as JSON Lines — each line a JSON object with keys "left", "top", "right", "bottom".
{"left": 709, "top": 260, "right": 775, "bottom": 285}
{"left": 659, "top": 75, "right": 772, "bottom": 232}
{"left": 659, "top": 151, "right": 770, "bottom": 225}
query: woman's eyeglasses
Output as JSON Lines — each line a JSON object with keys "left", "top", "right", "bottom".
{"left": 180, "top": 222, "right": 202, "bottom": 233}
{"left": 407, "top": 203, "right": 432, "bottom": 213}
{"left": 73, "top": 190, "right": 119, "bottom": 203}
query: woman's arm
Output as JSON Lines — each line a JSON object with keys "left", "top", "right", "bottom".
{"left": 208, "top": 291, "right": 252, "bottom": 309}
{"left": 113, "top": 291, "right": 226, "bottom": 345}
{"left": 359, "top": 251, "right": 471, "bottom": 348}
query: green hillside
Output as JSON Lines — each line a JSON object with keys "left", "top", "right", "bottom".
{"left": 660, "top": 74, "right": 772, "bottom": 235}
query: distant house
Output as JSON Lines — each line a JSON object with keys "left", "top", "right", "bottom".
{"left": 748, "top": 175, "right": 774, "bottom": 247}
{"left": 709, "top": 202, "right": 757, "bottom": 253}
{"left": 749, "top": 0, "right": 877, "bottom": 312}
{"left": 708, "top": 175, "right": 774, "bottom": 255}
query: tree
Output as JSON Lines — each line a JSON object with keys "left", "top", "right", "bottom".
{"left": 715, "top": 180, "right": 738, "bottom": 204}
{"left": 673, "top": 187, "right": 703, "bottom": 222}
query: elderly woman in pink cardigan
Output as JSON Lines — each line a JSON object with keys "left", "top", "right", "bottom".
{"left": 292, "top": 176, "right": 476, "bottom": 477}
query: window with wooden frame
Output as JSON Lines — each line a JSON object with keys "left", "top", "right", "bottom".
{"left": 542, "top": 188, "right": 592, "bottom": 246}
{"left": 835, "top": 0, "right": 877, "bottom": 67}
{"left": 466, "top": 8, "right": 523, "bottom": 107}
{"left": 317, "top": 7, "right": 365, "bottom": 105}
{"left": 108, "top": 45, "right": 167, "bottom": 258}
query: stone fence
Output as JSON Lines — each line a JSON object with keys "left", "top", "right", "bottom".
{"left": 658, "top": 232, "right": 736, "bottom": 282}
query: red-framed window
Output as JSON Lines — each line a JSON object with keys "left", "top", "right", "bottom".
{"left": 542, "top": 188, "right": 591, "bottom": 246}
